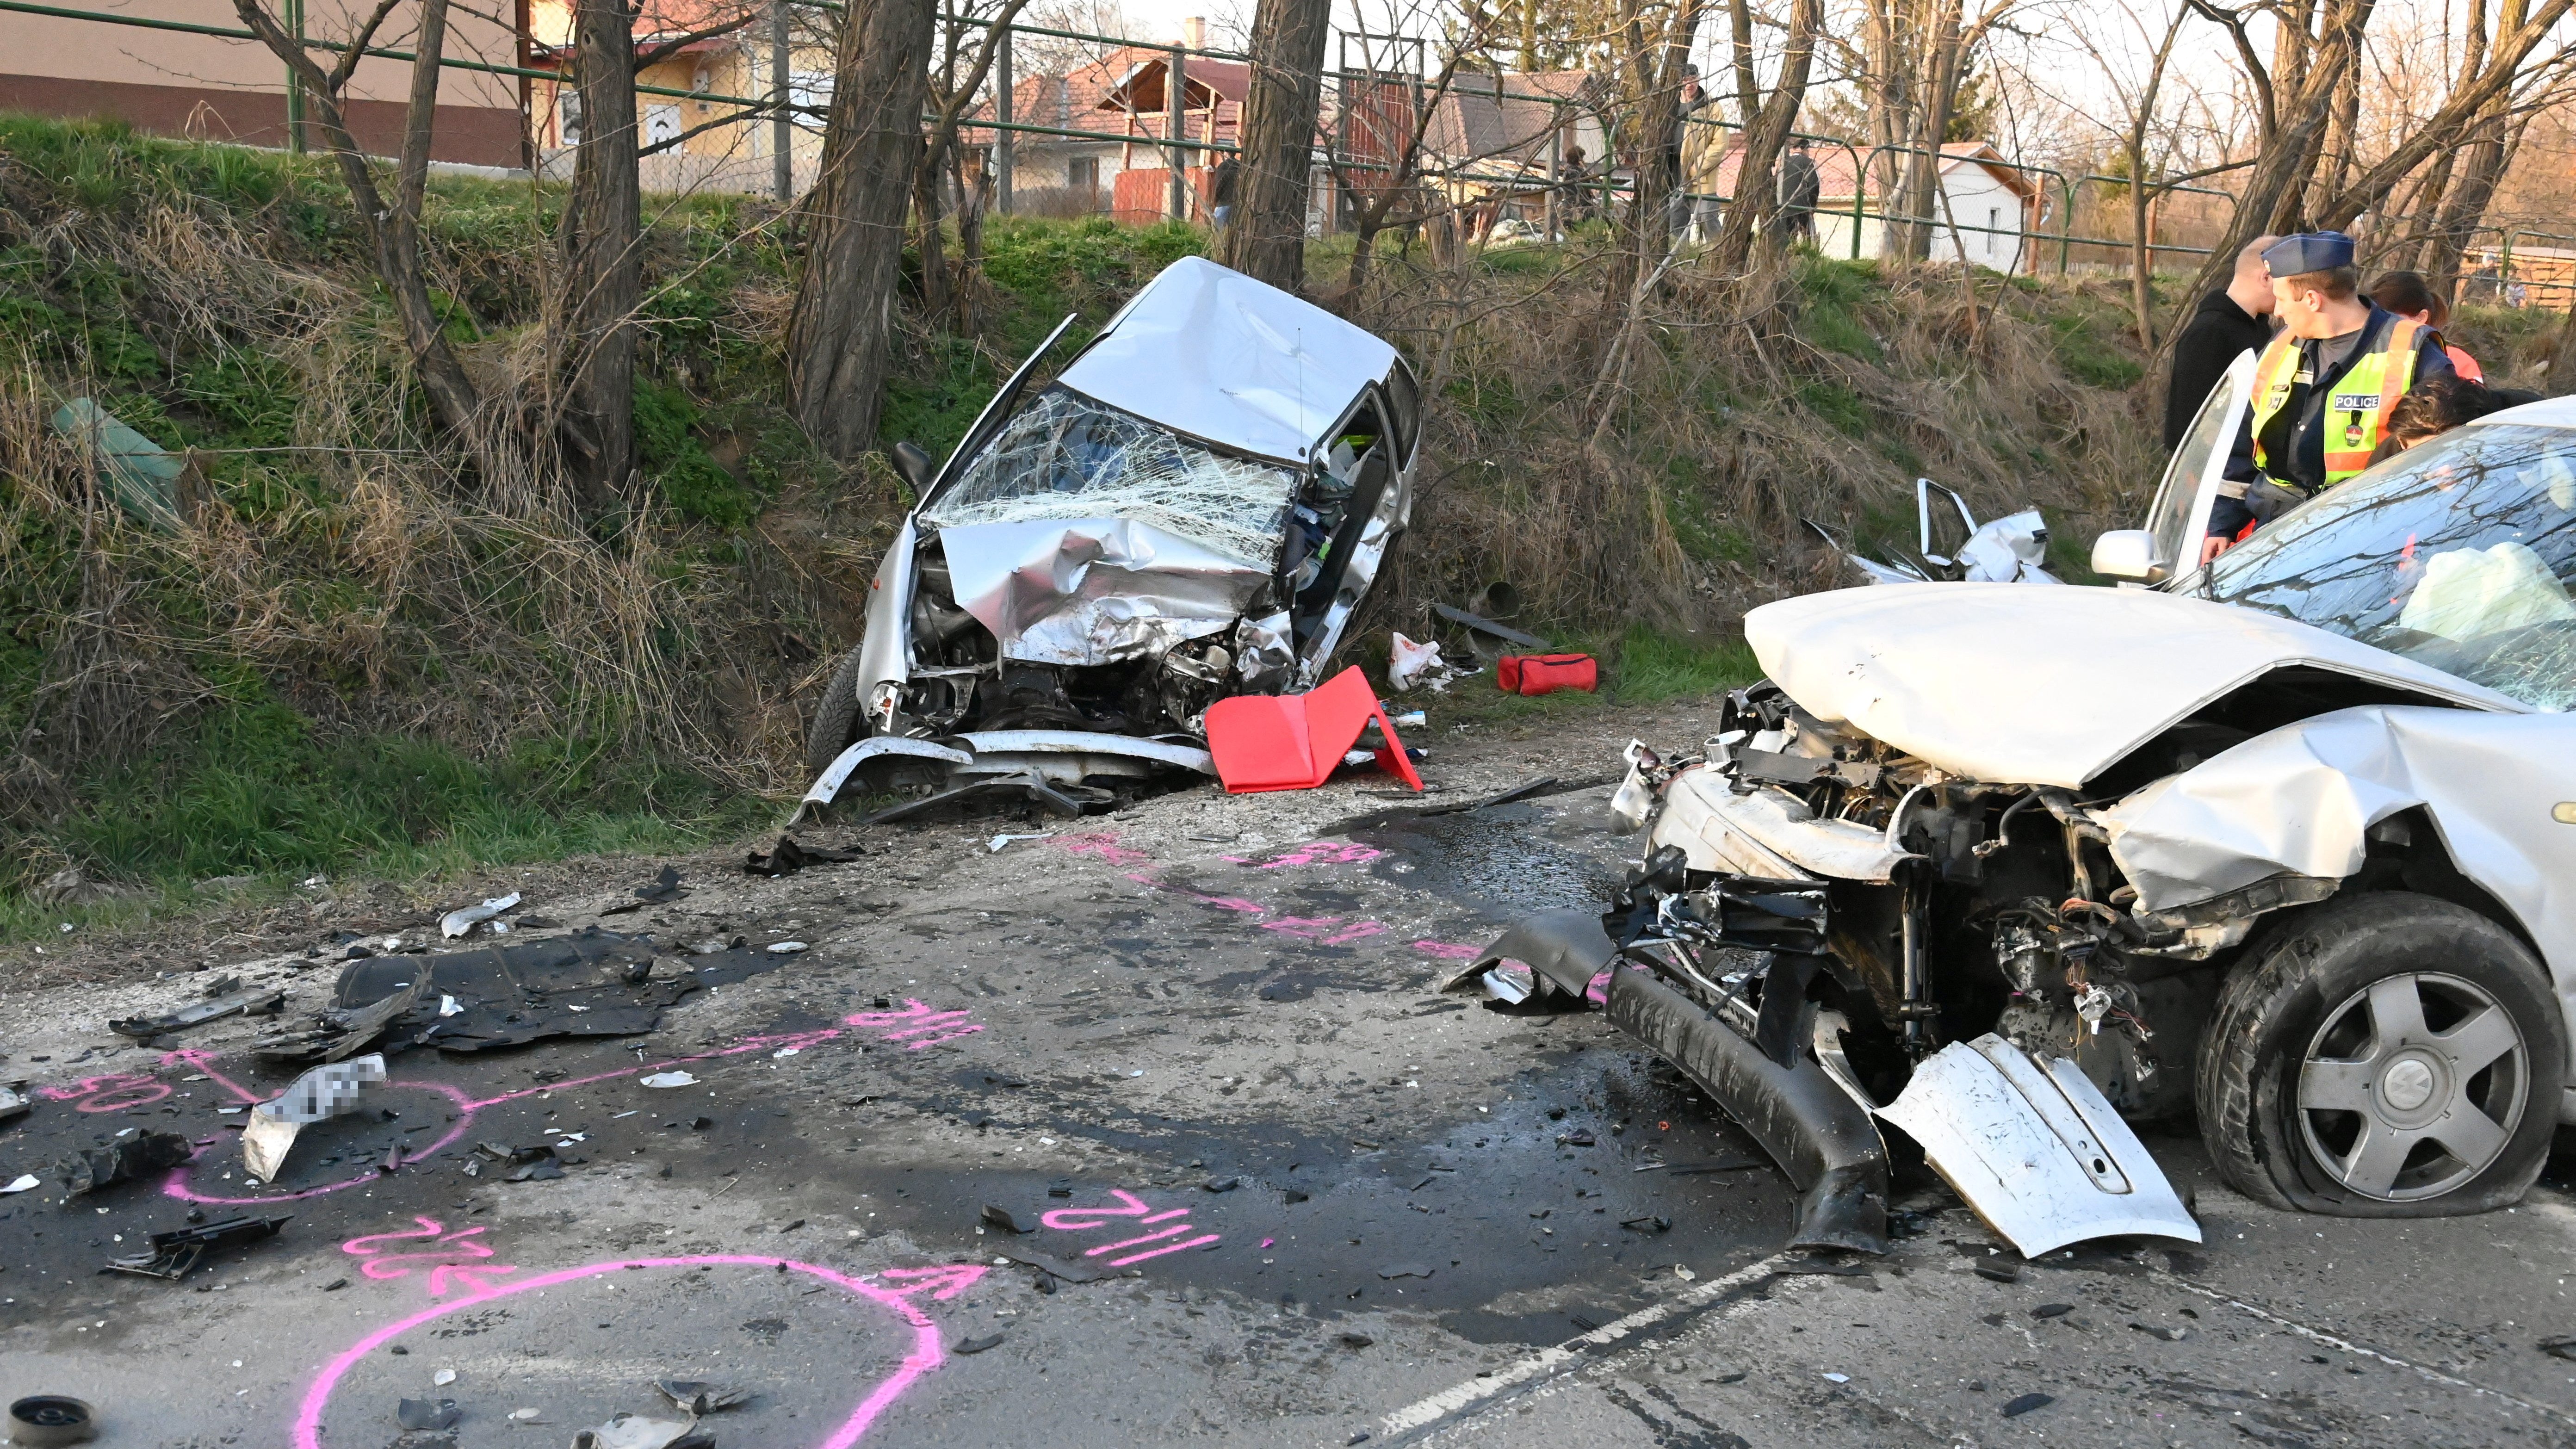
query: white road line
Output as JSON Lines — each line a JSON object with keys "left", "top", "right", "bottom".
{"left": 2150, "top": 1269, "right": 2576, "bottom": 1427}
{"left": 1368, "top": 1252, "right": 1792, "bottom": 1441}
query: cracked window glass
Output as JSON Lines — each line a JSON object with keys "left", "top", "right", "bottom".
{"left": 2207, "top": 422, "right": 2576, "bottom": 711}
{"left": 923, "top": 386, "right": 1295, "bottom": 567}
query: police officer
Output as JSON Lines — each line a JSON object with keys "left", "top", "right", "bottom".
{"left": 2209, "top": 230, "right": 2454, "bottom": 556}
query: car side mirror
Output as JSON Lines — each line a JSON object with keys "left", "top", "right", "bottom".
{"left": 892, "top": 440, "right": 934, "bottom": 495}
{"left": 2090, "top": 529, "right": 2168, "bottom": 584}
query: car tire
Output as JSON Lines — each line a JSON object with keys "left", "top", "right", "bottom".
{"left": 804, "top": 644, "right": 869, "bottom": 776}
{"left": 2197, "top": 891, "right": 2563, "bottom": 1217}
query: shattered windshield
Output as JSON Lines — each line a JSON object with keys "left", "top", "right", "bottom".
{"left": 921, "top": 385, "right": 1295, "bottom": 568}
{"left": 2205, "top": 422, "right": 2576, "bottom": 711}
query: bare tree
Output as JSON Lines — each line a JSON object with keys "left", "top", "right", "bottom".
{"left": 915, "top": 0, "right": 1034, "bottom": 326}
{"left": 1323, "top": 19, "right": 1495, "bottom": 295}
{"left": 1219, "top": 0, "right": 1335, "bottom": 290}
{"left": 1701, "top": 0, "right": 1821, "bottom": 275}
{"left": 230, "top": 0, "right": 483, "bottom": 448}
{"left": 1865, "top": 0, "right": 2021, "bottom": 260}
{"left": 2074, "top": 0, "right": 2191, "bottom": 345}
{"left": 788, "top": 0, "right": 939, "bottom": 460}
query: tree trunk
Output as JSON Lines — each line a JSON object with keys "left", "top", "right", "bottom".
{"left": 2423, "top": 107, "right": 2512, "bottom": 296}
{"left": 559, "top": 0, "right": 643, "bottom": 502}
{"left": 1704, "top": 0, "right": 1818, "bottom": 275}
{"left": 1218, "top": 0, "right": 1332, "bottom": 291}
{"left": 1892, "top": 0, "right": 1966, "bottom": 262}
{"left": 913, "top": 145, "right": 950, "bottom": 322}
{"left": 787, "top": 0, "right": 937, "bottom": 460}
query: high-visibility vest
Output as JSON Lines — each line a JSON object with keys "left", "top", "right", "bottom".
{"left": 2248, "top": 316, "right": 2423, "bottom": 489}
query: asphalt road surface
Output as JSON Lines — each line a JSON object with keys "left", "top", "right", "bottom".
{"left": 7, "top": 713, "right": 2576, "bottom": 1448}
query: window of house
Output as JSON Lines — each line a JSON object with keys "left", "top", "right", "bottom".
{"left": 1069, "top": 156, "right": 1099, "bottom": 191}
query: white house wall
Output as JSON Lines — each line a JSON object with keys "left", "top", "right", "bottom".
{"left": 1812, "top": 167, "right": 2030, "bottom": 274}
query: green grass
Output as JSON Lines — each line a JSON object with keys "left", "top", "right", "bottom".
{"left": 4, "top": 698, "right": 763, "bottom": 944}
{"left": 1610, "top": 623, "right": 1761, "bottom": 703}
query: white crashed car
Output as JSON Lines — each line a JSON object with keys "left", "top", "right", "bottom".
{"left": 1477, "top": 395, "right": 2576, "bottom": 1253}
{"left": 800, "top": 257, "right": 1421, "bottom": 817}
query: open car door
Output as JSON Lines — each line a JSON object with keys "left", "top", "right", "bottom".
{"left": 2135, "top": 348, "right": 2257, "bottom": 586}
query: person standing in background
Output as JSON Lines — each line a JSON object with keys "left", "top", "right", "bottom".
{"left": 2163, "top": 233, "right": 2279, "bottom": 449}
{"left": 2367, "top": 270, "right": 2483, "bottom": 382}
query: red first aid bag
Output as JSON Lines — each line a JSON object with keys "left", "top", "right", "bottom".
{"left": 1497, "top": 653, "right": 1598, "bottom": 696}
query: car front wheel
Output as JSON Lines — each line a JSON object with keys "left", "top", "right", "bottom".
{"left": 2198, "top": 892, "right": 2564, "bottom": 1216}
{"left": 803, "top": 644, "right": 870, "bottom": 776}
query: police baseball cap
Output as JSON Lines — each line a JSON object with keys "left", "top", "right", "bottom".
{"left": 2262, "top": 231, "right": 2356, "bottom": 275}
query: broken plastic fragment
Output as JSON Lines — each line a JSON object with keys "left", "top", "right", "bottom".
{"left": 765, "top": 941, "right": 808, "bottom": 954}
{"left": 103, "top": 1213, "right": 289, "bottom": 1280}
{"left": 656, "top": 1379, "right": 750, "bottom": 1414}
{"left": 1, "top": 1175, "right": 38, "bottom": 1194}
{"left": 639, "top": 1071, "right": 700, "bottom": 1089}
{"left": 440, "top": 892, "right": 521, "bottom": 939}
{"left": 395, "top": 1399, "right": 460, "bottom": 1431}
{"left": 570, "top": 1413, "right": 706, "bottom": 1449}
{"left": 107, "top": 987, "right": 285, "bottom": 1040}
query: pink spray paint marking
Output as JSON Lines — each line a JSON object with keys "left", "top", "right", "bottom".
{"left": 37, "top": 1072, "right": 171, "bottom": 1113}
{"left": 341, "top": 1216, "right": 517, "bottom": 1297}
{"left": 156, "top": 1029, "right": 852, "bottom": 1208}
{"left": 1249, "top": 840, "right": 1386, "bottom": 870}
{"left": 294, "top": 1255, "right": 958, "bottom": 1449}
{"left": 843, "top": 999, "right": 986, "bottom": 1050}
{"left": 1041, "top": 1188, "right": 1221, "bottom": 1267}
{"left": 1053, "top": 832, "right": 1151, "bottom": 866}
{"left": 1412, "top": 941, "right": 1484, "bottom": 960}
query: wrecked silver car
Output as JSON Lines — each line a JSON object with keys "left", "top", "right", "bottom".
{"left": 803, "top": 256, "right": 1421, "bottom": 816}
{"left": 1472, "top": 396, "right": 2576, "bottom": 1255}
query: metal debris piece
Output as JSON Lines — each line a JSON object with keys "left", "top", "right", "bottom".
{"left": 655, "top": 1379, "right": 750, "bottom": 1414}
{"left": 242, "top": 1054, "right": 388, "bottom": 1182}
{"left": 395, "top": 1399, "right": 459, "bottom": 1431}
{"left": 104, "top": 1213, "right": 289, "bottom": 1280}
{"left": 6, "top": 1394, "right": 98, "bottom": 1447}
{"left": 106, "top": 987, "right": 285, "bottom": 1041}
{"left": 54, "top": 1132, "right": 193, "bottom": 1196}
{"left": 440, "top": 892, "right": 522, "bottom": 939}
{"left": 1431, "top": 601, "right": 1546, "bottom": 654}
{"left": 570, "top": 1413, "right": 709, "bottom": 1449}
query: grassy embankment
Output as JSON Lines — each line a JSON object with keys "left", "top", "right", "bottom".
{"left": 1, "top": 114, "right": 2187, "bottom": 938}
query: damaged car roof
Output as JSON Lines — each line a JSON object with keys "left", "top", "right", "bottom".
{"left": 1055, "top": 256, "right": 1401, "bottom": 464}
{"left": 1747, "top": 582, "right": 2527, "bottom": 788}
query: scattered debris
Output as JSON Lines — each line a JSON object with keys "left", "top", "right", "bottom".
{"left": 33, "top": 866, "right": 146, "bottom": 908}
{"left": 1556, "top": 1129, "right": 1596, "bottom": 1147}
{"left": 656, "top": 1380, "right": 749, "bottom": 1414}
{"left": 0, "top": 1082, "right": 26, "bottom": 1123}
{"left": 638, "top": 865, "right": 684, "bottom": 901}
{"left": 440, "top": 892, "right": 522, "bottom": 939}
{"left": 1387, "top": 632, "right": 1457, "bottom": 692}
{"left": 53, "top": 396, "right": 187, "bottom": 528}
{"left": 1431, "top": 601, "right": 1545, "bottom": 659}
{"left": 1203, "top": 1176, "right": 1241, "bottom": 1193}
{"left": 465, "top": 1142, "right": 564, "bottom": 1183}
{"left": 1376, "top": 1263, "right": 1434, "bottom": 1280}
{"left": 1, "top": 1175, "right": 37, "bottom": 1194}
{"left": 54, "top": 1132, "right": 193, "bottom": 1196}
{"left": 2130, "top": 1322, "right": 2191, "bottom": 1342}
{"left": 242, "top": 1054, "right": 389, "bottom": 1181}
{"left": 640, "top": 1072, "right": 700, "bottom": 1090}
{"left": 954, "top": 1333, "right": 1006, "bottom": 1355}
{"left": 981, "top": 1204, "right": 1038, "bottom": 1233}
{"left": 395, "top": 1399, "right": 460, "bottom": 1431}
{"left": 106, "top": 986, "right": 285, "bottom": 1041}
{"left": 744, "top": 837, "right": 865, "bottom": 877}
{"left": 2000, "top": 1393, "right": 2055, "bottom": 1418}
{"left": 2541, "top": 1337, "right": 2576, "bottom": 1361}
{"left": 104, "top": 1214, "right": 289, "bottom": 1280}
{"left": 1205, "top": 667, "right": 1423, "bottom": 794}
{"left": 570, "top": 1413, "right": 708, "bottom": 1449}
{"left": 1338, "top": 1332, "right": 1374, "bottom": 1348}
{"left": 2031, "top": 1303, "right": 2074, "bottom": 1319}
{"left": 6, "top": 1393, "right": 98, "bottom": 1447}
{"left": 766, "top": 941, "right": 808, "bottom": 954}
{"left": 433, "top": 1369, "right": 458, "bottom": 1387}
{"left": 1821, "top": 1372, "right": 1851, "bottom": 1384}
{"left": 1618, "top": 1215, "right": 1671, "bottom": 1233}
{"left": 1495, "top": 653, "right": 1597, "bottom": 696}
{"left": 987, "top": 832, "right": 1055, "bottom": 853}
{"left": 1973, "top": 1262, "right": 2021, "bottom": 1284}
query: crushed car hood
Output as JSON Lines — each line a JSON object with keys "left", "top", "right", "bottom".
{"left": 1746, "top": 583, "right": 2525, "bottom": 787}
{"left": 1056, "top": 256, "right": 1399, "bottom": 464}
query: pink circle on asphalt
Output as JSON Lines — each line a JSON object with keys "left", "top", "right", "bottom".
{"left": 292, "top": 1256, "right": 943, "bottom": 1449}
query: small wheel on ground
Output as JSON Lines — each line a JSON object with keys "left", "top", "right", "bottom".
{"left": 2197, "top": 891, "right": 2564, "bottom": 1216}
{"left": 804, "top": 644, "right": 870, "bottom": 776}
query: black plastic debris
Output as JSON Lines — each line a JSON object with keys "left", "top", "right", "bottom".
{"left": 55, "top": 1132, "right": 193, "bottom": 1196}
{"left": 1619, "top": 1215, "right": 1672, "bottom": 1234}
{"left": 104, "top": 1214, "right": 289, "bottom": 1280}
{"left": 1377, "top": 1263, "right": 1434, "bottom": 1281}
{"left": 1204, "top": 1177, "right": 1242, "bottom": 1193}
{"left": 2000, "top": 1393, "right": 2054, "bottom": 1418}
{"left": 2542, "top": 1337, "right": 2576, "bottom": 1361}
{"left": 954, "top": 1333, "right": 1006, "bottom": 1355}
{"left": 6, "top": 1395, "right": 96, "bottom": 1447}
{"left": 1973, "top": 1262, "right": 2021, "bottom": 1284}
{"left": 1338, "top": 1332, "right": 1374, "bottom": 1348}
{"left": 744, "top": 836, "right": 866, "bottom": 878}
{"left": 639, "top": 865, "right": 684, "bottom": 901}
{"left": 656, "top": 1379, "right": 751, "bottom": 1414}
{"left": 107, "top": 986, "right": 285, "bottom": 1041}
{"left": 466, "top": 1142, "right": 564, "bottom": 1183}
{"left": 994, "top": 1249, "right": 1114, "bottom": 1284}
{"left": 2031, "top": 1303, "right": 2074, "bottom": 1319}
{"left": 865, "top": 772, "right": 1104, "bottom": 826}
{"left": 980, "top": 1205, "right": 1036, "bottom": 1234}
{"left": 1556, "top": 1130, "right": 1596, "bottom": 1147}
{"left": 1662, "top": 1158, "right": 1764, "bottom": 1175}
{"left": 2130, "top": 1322, "right": 2191, "bottom": 1342}
{"left": 1283, "top": 1189, "right": 1311, "bottom": 1204}
{"left": 254, "top": 929, "right": 788, "bottom": 1062}
{"left": 396, "top": 1399, "right": 461, "bottom": 1431}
